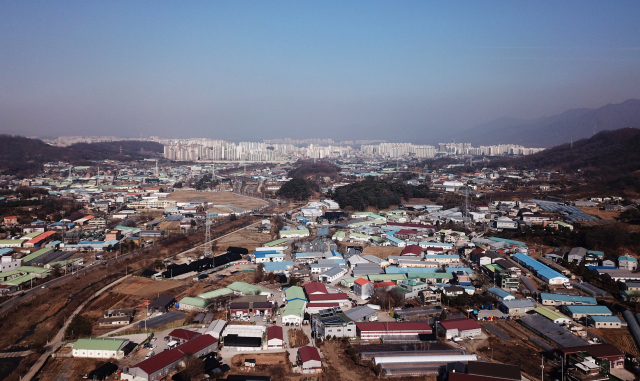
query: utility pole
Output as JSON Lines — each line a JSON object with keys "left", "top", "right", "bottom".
{"left": 541, "top": 354, "right": 544, "bottom": 381}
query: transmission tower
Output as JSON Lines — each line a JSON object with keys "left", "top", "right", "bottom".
{"left": 204, "top": 213, "right": 212, "bottom": 256}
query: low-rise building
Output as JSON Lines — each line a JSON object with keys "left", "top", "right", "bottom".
{"left": 587, "top": 315, "right": 622, "bottom": 329}
{"left": 267, "top": 326, "right": 284, "bottom": 349}
{"left": 353, "top": 278, "right": 374, "bottom": 299}
{"left": 499, "top": 299, "right": 535, "bottom": 316}
{"left": 298, "top": 346, "right": 322, "bottom": 373}
{"left": 437, "top": 318, "right": 482, "bottom": 340}
{"left": 72, "top": 338, "right": 129, "bottom": 359}
{"left": 356, "top": 321, "right": 431, "bottom": 340}
{"left": 559, "top": 305, "right": 612, "bottom": 320}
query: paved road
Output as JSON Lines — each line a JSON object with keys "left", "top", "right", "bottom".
{"left": 23, "top": 275, "right": 131, "bottom": 381}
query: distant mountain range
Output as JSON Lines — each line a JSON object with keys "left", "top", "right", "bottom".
{"left": 0, "top": 136, "right": 163, "bottom": 175}
{"left": 458, "top": 99, "right": 640, "bottom": 147}
{"left": 491, "top": 127, "right": 640, "bottom": 195}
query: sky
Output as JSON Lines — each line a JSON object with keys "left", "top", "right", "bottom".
{"left": 1, "top": 1, "right": 640, "bottom": 144}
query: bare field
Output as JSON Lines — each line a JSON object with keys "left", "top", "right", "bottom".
{"left": 112, "top": 277, "right": 187, "bottom": 298}
{"left": 167, "top": 190, "right": 267, "bottom": 210}
{"left": 231, "top": 352, "right": 288, "bottom": 368}
{"left": 578, "top": 206, "right": 621, "bottom": 220}
{"left": 591, "top": 329, "right": 640, "bottom": 357}
{"left": 361, "top": 246, "right": 403, "bottom": 258}
{"left": 214, "top": 229, "right": 273, "bottom": 253}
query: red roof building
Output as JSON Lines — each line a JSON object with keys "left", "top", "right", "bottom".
{"left": 401, "top": 245, "right": 422, "bottom": 256}
{"left": 356, "top": 322, "right": 432, "bottom": 339}
{"left": 304, "top": 282, "right": 328, "bottom": 296}
{"left": 167, "top": 328, "right": 200, "bottom": 344}
{"left": 354, "top": 278, "right": 371, "bottom": 286}
{"left": 374, "top": 281, "right": 396, "bottom": 289}
{"left": 267, "top": 326, "right": 284, "bottom": 348}
{"left": 126, "top": 335, "right": 217, "bottom": 381}
{"left": 297, "top": 346, "right": 322, "bottom": 372}
{"left": 308, "top": 293, "right": 349, "bottom": 305}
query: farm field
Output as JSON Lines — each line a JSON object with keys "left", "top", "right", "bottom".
{"left": 167, "top": 190, "right": 267, "bottom": 211}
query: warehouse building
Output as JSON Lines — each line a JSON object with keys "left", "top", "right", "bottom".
{"left": 539, "top": 293, "right": 596, "bottom": 306}
{"left": 122, "top": 335, "right": 218, "bottom": 381}
{"left": 499, "top": 299, "right": 535, "bottom": 316}
{"left": 559, "top": 305, "right": 612, "bottom": 320}
{"left": 586, "top": 315, "right": 622, "bottom": 329}
{"left": 532, "top": 307, "right": 571, "bottom": 325}
{"left": 73, "top": 338, "right": 129, "bottom": 359}
{"left": 356, "top": 322, "right": 432, "bottom": 340}
{"left": 512, "top": 253, "right": 568, "bottom": 285}
{"left": 437, "top": 318, "right": 482, "bottom": 339}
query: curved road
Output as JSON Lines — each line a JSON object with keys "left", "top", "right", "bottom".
{"left": 23, "top": 275, "right": 132, "bottom": 381}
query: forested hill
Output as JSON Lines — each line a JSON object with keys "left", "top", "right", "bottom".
{"left": 329, "top": 178, "right": 433, "bottom": 211}
{"left": 0, "top": 135, "right": 163, "bottom": 175}
{"left": 493, "top": 128, "right": 640, "bottom": 193}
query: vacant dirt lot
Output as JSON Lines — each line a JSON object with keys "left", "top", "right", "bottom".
{"left": 215, "top": 229, "right": 273, "bottom": 253}
{"left": 362, "top": 246, "right": 403, "bottom": 258}
{"left": 231, "top": 352, "right": 288, "bottom": 368}
{"left": 578, "top": 206, "right": 621, "bottom": 220}
{"left": 112, "top": 277, "right": 187, "bottom": 298}
{"left": 288, "top": 329, "right": 310, "bottom": 348}
{"left": 167, "top": 190, "right": 267, "bottom": 210}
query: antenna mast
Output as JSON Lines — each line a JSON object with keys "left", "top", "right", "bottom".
{"left": 204, "top": 212, "right": 212, "bottom": 257}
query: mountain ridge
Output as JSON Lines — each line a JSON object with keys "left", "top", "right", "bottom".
{"left": 459, "top": 99, "right": 640, "bottom": 147}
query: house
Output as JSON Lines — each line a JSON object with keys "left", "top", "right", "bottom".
{"left": 167, "top": 328, "right": 201, "bottom": 344}
{"left": 618, "top": 255, "right": 638, "bottom": 271}
{"left": 355, "top": 322, "right": 431, "bottom": 340}
{"left": 3, "top": 216, "right": 18, "bottom": 225}
{"left": 267, "top": 326, "right": 284, "bottom": 349}
{"left": 499, "top": 299, "right": 535, "bottom": 316}
{"left": 72, "top": 338, "right": 129, "bottom": 359}
{"left": 437, "top": 318, "right": 482, "bottom": 339}
{"left": 587, "top": 315, "right": 622, "bottom": 329}
{"left": 353, "top": 278, "right": 374, "bottom": 300}
{"left": 297, "top": 346, "right": 322, "bottom": 373}
{"left": 397, "top": 279, "right": 430, "bottom": 300}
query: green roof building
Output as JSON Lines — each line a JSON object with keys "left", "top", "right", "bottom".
{"left": 177, "top": 297, "right": 208, "bottom": 311}
{"left": 264, "top": 238, "right": 288, "bottom": 247}
{"left": 226, "top": 282, "right": 272, "bottom": 296}
{"left": 199, "top": 288, "right": 234, "bottom": 300}
{"left": 282, "top": 300, "right": 305, "bottom": 324}
{"left": 285, "top": 286, "right": 306, "bottom": 302}
{"left": 72, "top": 338, "right": 128, "bottom": 359}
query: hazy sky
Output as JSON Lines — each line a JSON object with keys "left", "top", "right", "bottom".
{"left": 1, "top": 1, "right": 640, "bottom": 143}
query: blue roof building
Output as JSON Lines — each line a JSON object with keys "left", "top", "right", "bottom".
{"left": 487, "top": 287, "right": 515, "bottom": 301}
{"left": 560, "top": 305, "right": 612, "bottom": 319}
{"left": 540, "top": 293, "right": 597, "bottom": 306}
{"left": 513, "top": 253, "right": 568, "bottom": 285}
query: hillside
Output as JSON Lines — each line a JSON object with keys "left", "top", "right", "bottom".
{"left": 493, "top": 128, "right": 640, "bottom": 194}
{"left": 0, "top": 136, "right": 163, "bottom": 175}
{"left": 459, "top": 99, "right": 640, "bottom": 147}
